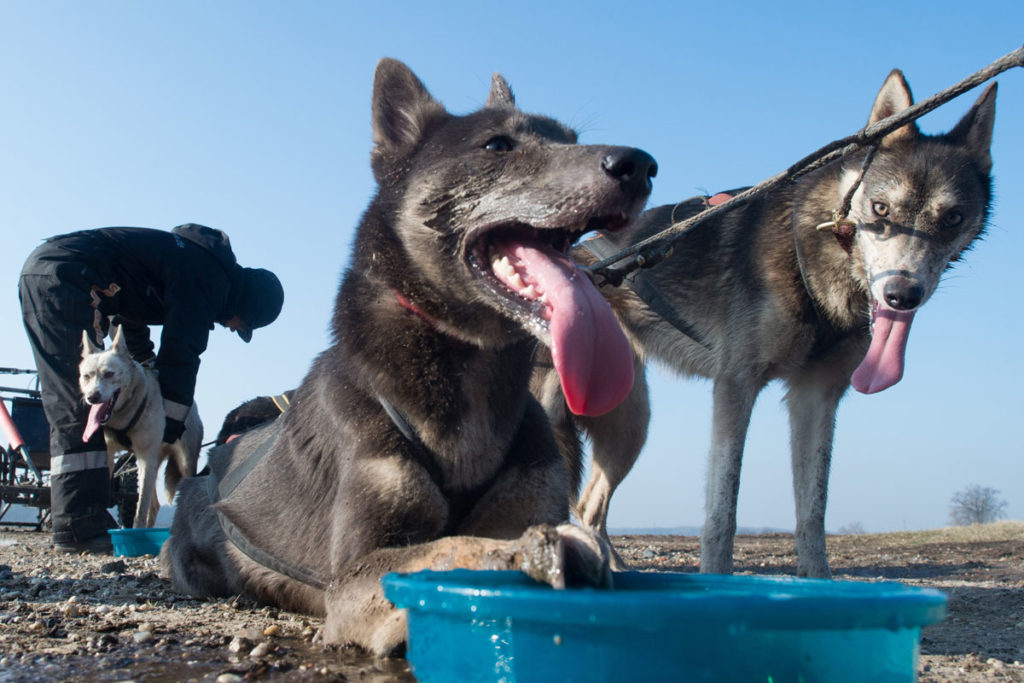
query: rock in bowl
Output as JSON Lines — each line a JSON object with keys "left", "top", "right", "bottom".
{"left": 382, "top": 569, "right": 947, "bottom": 683}
{"left": 108, "top": 527, "right": 170, "bottom": 557}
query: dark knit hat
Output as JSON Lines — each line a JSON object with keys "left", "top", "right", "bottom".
{"left": 233, "top": 268, "right": 284, "bottom": 342}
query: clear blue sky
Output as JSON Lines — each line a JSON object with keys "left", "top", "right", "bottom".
{"left": 1, "top": 2, "right": 1020, "bottom": 533}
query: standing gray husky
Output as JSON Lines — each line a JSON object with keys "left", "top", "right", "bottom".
{"left": 534, "top": 70, "right": 996, "bottom": 578}
{"left": 162, "top": 59, "right": 656, "bottom": 655}
{"left": 79, "top": 325, "right": 202, "bottom": 528}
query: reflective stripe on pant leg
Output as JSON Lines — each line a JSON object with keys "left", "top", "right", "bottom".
{"left": 50, "top": 460, "right": 115, "bottom": 543}
{"left": 50, "top": 450, "right": 109, "bottom": 475}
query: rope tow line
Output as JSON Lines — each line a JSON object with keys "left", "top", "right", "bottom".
{"left": 585, "top": 44, "right": 1024, "bottom": 288}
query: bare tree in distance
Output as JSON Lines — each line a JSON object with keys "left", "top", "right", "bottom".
{"left": 949, "top": 484, "right": 1008, "bottom": 526}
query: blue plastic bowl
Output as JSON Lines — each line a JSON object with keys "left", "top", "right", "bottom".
{"left": 382, "top": 570, "right": 947, "bottom": 683}
{"left": 108, "top": 527, "right": 170, "bottom": 557}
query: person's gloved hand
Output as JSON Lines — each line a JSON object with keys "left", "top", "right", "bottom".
{"left": 163, "top": 417, "right": 186, "bottom": 444}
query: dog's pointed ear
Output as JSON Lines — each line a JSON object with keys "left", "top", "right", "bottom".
{"left": 486, "top": 73, "right": 515, "bottom": 109}
{"left": 869, "top": 69, "right": 918, "bottom": 146}
{"left": 371, "top": 58, "right": 446, "bottom": 166}
{"left": 111, "top": 325, "right": 128, "bottom": 355}
{"left": 81, "top": 330, "right": 98, "bottom": 358}
{"left": 948, "top": 81, "right": 997, "bottom": 176}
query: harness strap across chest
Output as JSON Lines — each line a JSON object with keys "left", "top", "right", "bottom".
{"left": 376, "top": 398, "right": 502, "bottom": 532}
{"left": 107, "top": 392, "right": 149, "bottom": 448}
{"left": 583, "top": 235, "right": 713, "bottom": 351}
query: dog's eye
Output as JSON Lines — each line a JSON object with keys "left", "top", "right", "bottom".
{"left": 483, "top": 136, "right": 514, "bottom": 153}
{"left": 103, "top": 371, "right": 115, "bottom": 379}
{"left": 943, "top": 210, "right": 963, "bottom": 227}
{"left": 871, "top": 201, "right": 889, "bottom": 217}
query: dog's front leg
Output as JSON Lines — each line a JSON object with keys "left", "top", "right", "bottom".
{"left": 132, "top": 443, "right": 161, "bottom": 528}
{"left": 324, "top": 524, "right": 612, "bottom": 656}
{"left": 701, "top": 376, "right": 758, "bottom": 574}
{"left": 786, "top": 375, "right": 846, "bottom": 578}
{"left": 575, "top": 359, "right": 650, "bottom": 571}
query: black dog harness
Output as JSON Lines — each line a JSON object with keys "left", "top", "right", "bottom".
{"left": 268, "top": 392, "right": 291, "bottom": 413}
{"left": 209, "top": 392, "right": 497, "bottom": 590}
{"left": 208, "top": 429, "right": 329, "bottom": 591}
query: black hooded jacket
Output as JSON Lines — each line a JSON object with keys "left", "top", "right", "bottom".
{"left": 37, "top": 224, "right": 243, "bottom": 412}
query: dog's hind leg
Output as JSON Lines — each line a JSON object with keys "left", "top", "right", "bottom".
{"left": 163, "top": 455, "right": 183, "bottom": 504}
{"left": 785, "top": 371, "right": 848, "bottom": 578}
{"left": 575, "top": 363, "right": 650, "bottom": 570}
{"left": 164, "top": 411, "right": 203, "bottom": 503}
{"left": 701, "top": 375, "right": 759, "bottom": 574}
{"left": 162, "top": 442, "right": 191, "bottom": 503}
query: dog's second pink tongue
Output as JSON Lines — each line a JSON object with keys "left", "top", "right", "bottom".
{"left": 500, "top": 241, "right": 633, "bottom": 416}
{"left": 83, "top": 403, "right": 107, "bottom": 442}
{"left": 851, "top": 308, "right": 915, "bottom": 394}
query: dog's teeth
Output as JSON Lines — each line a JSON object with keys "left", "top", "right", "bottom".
{"left": 509, "top": 272, "right": 525, "bottom": 290}
{"left": 491, "top": 254, "right": 515, "bottom": 278}
{"left": 522, "top": 284, "right": 538, "bottom": 299}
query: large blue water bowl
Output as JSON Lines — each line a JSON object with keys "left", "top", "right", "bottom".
{"left": 382, "top": 569, "right": 947, "bottom": 683}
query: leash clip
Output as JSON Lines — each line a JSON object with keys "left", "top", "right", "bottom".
{"left": 590, "top": 243, "right": 675, "bottom": 288}
{"left": 815, "top": 211, "right": 857, "bottom": 255}
{"left": 815, "top": 211, "right": 857, "bottom": 238}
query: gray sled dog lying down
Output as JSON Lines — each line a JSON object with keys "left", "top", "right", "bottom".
{"left": 162, "top": 58, "right": 656, "bottom": 655}
{"left": 533, "top": 69, "right": 997, "bottom": 578}
{"left": 79, "top": 324, "right": 202, "bottom": 528}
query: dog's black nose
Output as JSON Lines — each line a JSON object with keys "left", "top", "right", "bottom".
{"left": 883, "top": 276, "right": 924, "bottom": 311}
{"left": 602, "top": 147, "right": 657, "bottom": 195}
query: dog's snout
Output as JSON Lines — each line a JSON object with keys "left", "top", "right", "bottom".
{"left": 601, "top": 147, "right": 657, "bottom": 195}
{"left": 883, "top": 276, "right": 924, "bottom": 311}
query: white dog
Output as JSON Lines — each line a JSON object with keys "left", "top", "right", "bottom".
{"left": 79, "top": 325, "right": 202, "bottom": 528}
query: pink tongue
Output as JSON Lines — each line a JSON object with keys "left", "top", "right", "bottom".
{"left": 496, "top": 241, "right": 634, "bottom": 416}
{"left": 851, "top": 308, "right": 915, "bottom": 394}
{"left": 83, "top": 402, "right": 108, "bottom": 442}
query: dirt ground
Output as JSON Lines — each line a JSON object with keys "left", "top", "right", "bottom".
{"left": 0, "top": 521, "right": 1021, "bottom": 682}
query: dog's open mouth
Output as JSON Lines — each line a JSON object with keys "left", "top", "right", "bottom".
{"left": 82, "top": 389, "right": 120, "bottom": 442}
{"left": 468, "top": 218, "right": 634, "bottom": 417}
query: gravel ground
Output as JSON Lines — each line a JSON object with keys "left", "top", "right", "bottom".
{"left": 0, "top": 521, "right": 1021, "bottom": 682}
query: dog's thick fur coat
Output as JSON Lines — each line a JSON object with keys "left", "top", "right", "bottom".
{"left": 534, "top": 70, "right": 997, "bottom": 577}
{"left": 162, "top": 59, "right": 656, "bottom": 654}
{"left": 79, "top": 325, "right": 202, "bottom": 528}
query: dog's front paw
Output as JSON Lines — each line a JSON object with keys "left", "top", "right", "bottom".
{"left": 514, "top": 524, "right": 613, "bottom": 590}
{"left": 555, "top": 523, "right": 613, "bottom": 589}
